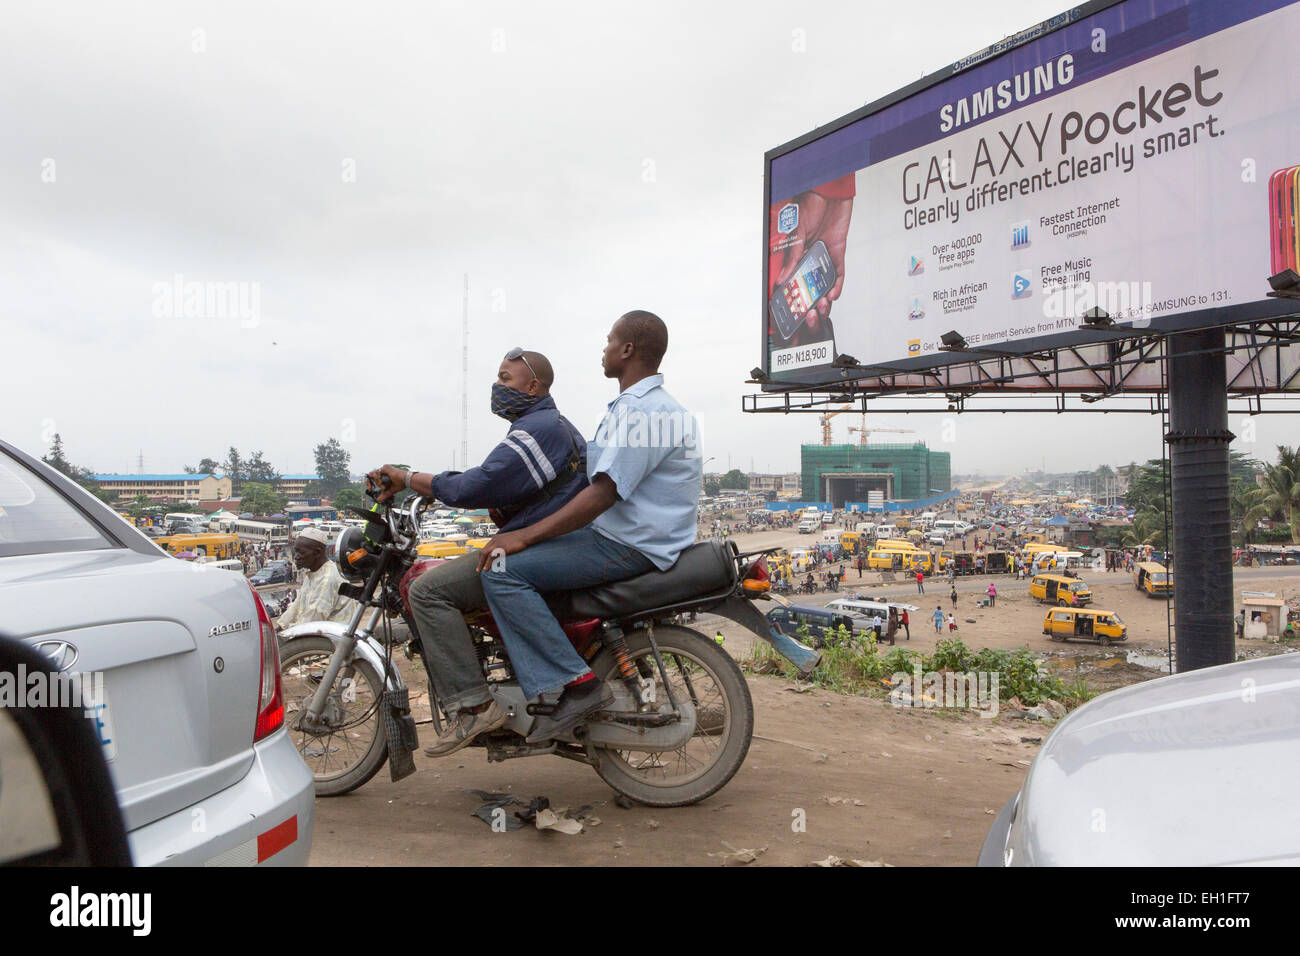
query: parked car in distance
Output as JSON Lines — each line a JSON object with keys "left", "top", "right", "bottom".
{"left": 0, "top": 439, "right": 314, "bottom": 866}
{"left": 251, "top": 560, "right": 293, "bottom": 586}
{"left": 981, "top": 653, "right": 1300, "bottom": 865}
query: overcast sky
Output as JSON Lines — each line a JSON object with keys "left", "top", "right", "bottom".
{"left": 3, "top": 0, "right": 1294, "bottom": 481}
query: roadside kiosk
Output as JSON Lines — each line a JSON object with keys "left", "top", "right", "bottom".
{"left": 1241, "top": 593, "right": 1287, "bottom": 640}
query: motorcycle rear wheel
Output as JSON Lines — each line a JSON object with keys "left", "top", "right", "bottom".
{"left": 280, "top": 635, "right": 388, "bottom": 796}
{"left": 590, "top": 624, "right": 753, "bottom": 808}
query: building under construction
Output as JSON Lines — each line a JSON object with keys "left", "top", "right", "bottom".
{"left": 800, "top": 443, "right": 951, "bottom": 507}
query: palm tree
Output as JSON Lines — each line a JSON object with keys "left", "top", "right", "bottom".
{"left": 1241, "top": 445, "right": 1300, "bottom": 544}
{"left": 1117, "top": 511, "right": 1167, "bottom": 549}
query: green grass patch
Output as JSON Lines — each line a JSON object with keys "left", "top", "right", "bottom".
{"left": 743, "top": 625, "right": 1071, "bottom": 708}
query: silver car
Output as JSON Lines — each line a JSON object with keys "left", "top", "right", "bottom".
{"left": 0, "top": 440, "right": 313, "bottom": 866}
{"left": 981, "top": 652, "right": 1300, "bottom": 865}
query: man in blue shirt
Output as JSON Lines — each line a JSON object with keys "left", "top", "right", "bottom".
{"left": 369, "top": 349, "right": 587, "bottom": 756}
{"left": 477, "top": 311, "right": 702, "bottom": 743}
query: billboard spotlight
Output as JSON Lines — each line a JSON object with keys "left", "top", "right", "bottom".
{"left": 1082, "top": 307, "right": 1115, "bottom": 329}
{"left": 1267, "top": 269, "right": 1300, "bottom": 300}
{"left": 939, "top": 331, "right": 967, "bottom": 351}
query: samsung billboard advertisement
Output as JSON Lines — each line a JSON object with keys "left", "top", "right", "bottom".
{"left": 763, "top": 0, "right": 1300, "bottom": 387}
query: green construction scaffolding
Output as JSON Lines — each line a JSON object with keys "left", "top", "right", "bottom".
{"left": 800, "top": 443, "right": 951, "bottom": 505}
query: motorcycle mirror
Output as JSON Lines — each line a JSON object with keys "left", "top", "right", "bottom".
{"left": 0, "top": 634, "right": 132, "bottom": 866}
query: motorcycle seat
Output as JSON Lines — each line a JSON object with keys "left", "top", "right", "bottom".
{"left": 551, "top": 540, "right": 738, "bottom": 622}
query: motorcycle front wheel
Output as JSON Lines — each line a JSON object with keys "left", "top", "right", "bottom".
{"left": 590, "top": 624, "right": 753, "bottom": 808}
{"left": 280, "top": 635, "right": 388, "bottom": 796}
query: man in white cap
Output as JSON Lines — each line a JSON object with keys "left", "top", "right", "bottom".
{"left": 275, "top": 527, "right": 358, "bottom": 630}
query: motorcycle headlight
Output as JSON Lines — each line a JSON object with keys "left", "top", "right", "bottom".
{"left": 336, "top": 526, "right": 379, "bottom": 581}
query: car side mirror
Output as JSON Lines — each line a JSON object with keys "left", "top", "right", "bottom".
{"left": 0, "top": 634, "right": 132, "bottom": 866}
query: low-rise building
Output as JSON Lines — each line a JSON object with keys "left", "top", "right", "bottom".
{"left": 277, "top": 474, "right": 321, "bottom": 497}
{"left": 748, "top": 473, "right": 801, "bottom": 496}
{"left": 91, "top": 473, "right": 232, "bottom": 503}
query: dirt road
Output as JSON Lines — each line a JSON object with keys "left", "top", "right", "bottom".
{"left": 306, "top": 528, "right": 1299, "bottom": 866}
{"left": 307, "top": 660, "right": 1040, "bottom": 867}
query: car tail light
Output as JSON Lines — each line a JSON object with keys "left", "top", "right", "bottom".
{"left": 249, "top": 584, "right": 284, "bottom": 741}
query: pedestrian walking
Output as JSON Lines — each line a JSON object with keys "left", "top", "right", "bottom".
{"left": 950, "top": 584, "right": 958, "bottom": 609}
{"left": 947, "top": 612, "right": 958, "bottom": 632}
{"left": 901, "top": 609, "right": 910, "bottom": 641}
{"left": 931, "top": 606, "right": 944, "bottom": 633}
{"left": 987, "top": 581, "right": 997, "bottom": 607}
{"left": 916, "top": 570, "right": 925, "bottom": 594}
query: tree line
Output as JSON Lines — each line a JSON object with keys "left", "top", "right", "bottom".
{"left": 1113, "top": 447, "right": 1300, "bottom": 548}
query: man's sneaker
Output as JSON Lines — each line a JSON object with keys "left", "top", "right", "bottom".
{"left": 423, "top": 700, "right": 508, "bottom": 757}
{"left": 525, "top": 679, "right": 614, "bottom": 743}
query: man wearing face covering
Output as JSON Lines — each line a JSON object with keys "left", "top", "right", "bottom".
{"left": 369, "top": 349, "right": 587, "bottom": 757}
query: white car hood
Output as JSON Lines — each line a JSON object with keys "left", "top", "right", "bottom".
{"left": 1008, "top": 652, "right": 1300, "bottom": 865}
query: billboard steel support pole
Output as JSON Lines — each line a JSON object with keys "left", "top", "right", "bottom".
{"left": 1166, "top": 329, "right": 1235, "bottom": 672}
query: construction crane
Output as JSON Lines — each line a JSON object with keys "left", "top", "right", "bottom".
{"left": 846, "top": 414, "right": 915, "bottom": 446}
{"left": 819, "top": 406, "right": 854, "bottom": 446}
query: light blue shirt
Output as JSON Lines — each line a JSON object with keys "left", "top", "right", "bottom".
{"left": 589, "top": 374, "right": 702, "bottom": 571}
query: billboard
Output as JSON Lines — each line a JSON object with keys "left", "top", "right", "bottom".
{"left": 763, "top": 0, "right": 1300, "bottom": 388}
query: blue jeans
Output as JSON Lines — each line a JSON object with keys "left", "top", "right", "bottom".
{"left": 479, "top": 527, "right": 655, "bottom": 700}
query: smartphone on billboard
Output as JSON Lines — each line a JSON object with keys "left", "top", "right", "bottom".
{"left": 769, "top": 240, "right": 837, "bottom": 341}
{"left": 1291, "top": 167, "right": 1300, "bottom": 270}
{"left": 1270, "top": 164, "right": 1300, "bottom": 273}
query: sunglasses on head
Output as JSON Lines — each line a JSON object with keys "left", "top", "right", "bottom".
{"left": 504, "top": 347, "right": 538, "bottom": 382}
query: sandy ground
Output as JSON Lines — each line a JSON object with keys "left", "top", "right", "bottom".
{"left": 307, "top": 525, "right": 1299, "bottom": 867}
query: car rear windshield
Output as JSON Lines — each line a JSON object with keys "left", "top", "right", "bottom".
{"left": 0, "top": 452, "right": 114, "bottom": 558}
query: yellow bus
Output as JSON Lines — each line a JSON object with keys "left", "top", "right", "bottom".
{"left": 1021, "top": 542, "right": 1059, "bottom": 554}
{"left": 1134, "top": 562, "right": 1173, "bottom": 598}
{"left": 417, "top": 540, "right": 468, "bottom": 559}
{"left": 868, "top": 549, "right": 914, "bottom": 571}
{"left": 1043, "top": 607, "right": 1127, "bottom": 645}
{"left": 875, "top": 538, "right": 917, "bottom": 551}
{"left": 155, "top": 533, "right": 241, "bottom": 560}
{"left": 1030, "top": 573, "right": 1092, "bottom": 606}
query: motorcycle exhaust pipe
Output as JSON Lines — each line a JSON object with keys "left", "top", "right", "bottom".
{"left": 712, "top": 594, "right": 821, "bottom": 676}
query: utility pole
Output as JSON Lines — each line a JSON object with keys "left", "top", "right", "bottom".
{"left": 461, "top": 273, "right": 469, "bottom": 471}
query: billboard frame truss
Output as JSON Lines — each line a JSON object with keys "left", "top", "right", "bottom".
{"left": 744, "top": 311, "right": 1300, "bottom": 414}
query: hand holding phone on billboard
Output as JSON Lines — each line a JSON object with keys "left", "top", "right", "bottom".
{"left": 770, "top": 189, "right": 853, "bottom": 344}
{"left": 770, "top": 240, "right": 838, "bottom": 340}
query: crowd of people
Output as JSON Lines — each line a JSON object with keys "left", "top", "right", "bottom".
{"left": 241, "top": 541, "right": 292, "bottom": 575}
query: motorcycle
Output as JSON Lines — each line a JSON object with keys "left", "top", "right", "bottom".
{"left": 275, "top": 482, "right": 821, "bottom": 806}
